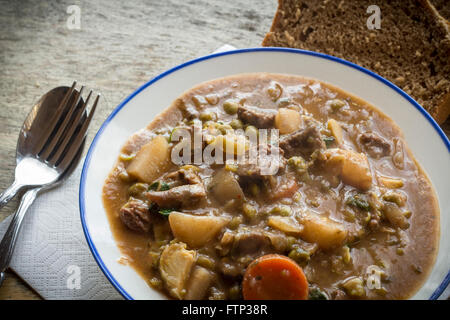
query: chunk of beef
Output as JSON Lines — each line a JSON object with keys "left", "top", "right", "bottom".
{"left": 217, "top": 227, "right": 288, "bottom": 277}
{"left": 358, "top": 132, "right": 391, "bottom": 158}
{"left": 217, "top": 230, "right": 272, "bottom": 278}
{"left": 119, "top": 198, "right": 151, "bottom": 232}
{"left": 219, "top": 227, "right": 287, "bottom": 257}
{"left": 236, "top": 143, "right": 286, "bottom": 177}
{"left": 147, "top": 184, "right": 206, "bottom": 208}
{"left": 280, "top": 125, "right": 325, "bottom": 159}
{"left": 237, "top": 105, "right": 276, "bottom": 128}
{"left": 166, "top": 166, "right": 202, "bottom": 185}
{"left": 233, "top": 230, "right": 273, "bottom": 255}
{"left": 146, "top": 167, "right": 206, "bottom": 208}
{"left": 218, "top": 258, "right": 243, "bottom": 278}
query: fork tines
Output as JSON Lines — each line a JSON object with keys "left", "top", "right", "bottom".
{"left": 38, "top": 82, "right": 99, "bottom": 171}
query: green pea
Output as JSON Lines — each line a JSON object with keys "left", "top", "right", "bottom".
{"left": 128, "top": 183, "right": 149, "bottom": 197}
{"left": 218, "top": 124, "right": 233, "bottom": 134}
{"left": 199, "top": 111, "right": 216, "bottom": 122}
{"left": 243, "top": 203, "right": 257, "bottom": 220}
{"left": 245, "top": 125, "right": 258, "bottom": 137}
{"left": 230, "top": 119, "right": 244, "bottom": 130}
{"left": 223, "top": 100, "right": 239, "bottom": 114}
{"left": 288, "top": 247, "right": 310, "bottom": 264}
{"left": 270, "top": 205, "right": 291, "bottom": 216}
{"left": 286, "top": 236, "right": 298, "bottom": 250}
{"left": 197, "top": 255, "right": 216, "bottom": 270}
{"left": 342, "top": 245, "right": 352, "bottom": 264}
{"left": 228, "top": 216, "right": 243, "bottom": 229}
{"left": 330, "top": 99, "right": 346, "bottom": 111}
{"left": 249, "top": 183, "right": 260, "bottom": 197}
{"left": 228, "top": 284, "right": 242, "bottom": 300}
{"left": 288, "top": 156, "right": 307, "bottom": 171}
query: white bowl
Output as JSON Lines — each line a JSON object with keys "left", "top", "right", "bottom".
{"left": 79, "top": 48, "right": 450, "bottom": 300}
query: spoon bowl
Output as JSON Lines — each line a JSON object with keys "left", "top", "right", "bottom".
{"left": 0, "top": 84, "right": 98, "bottom": 207}
{"left": 17, "top": 86, "right": 85, "bottom": 182}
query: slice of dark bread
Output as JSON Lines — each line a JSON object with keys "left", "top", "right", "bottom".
{"left": 262, "top": 0, "right": 450, "bottom": 124}
{"left": 430, "top": 0, "right": 450, "bottom": 21}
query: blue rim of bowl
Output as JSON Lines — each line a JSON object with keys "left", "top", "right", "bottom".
{"left": 79, "top": 47, "right": 450, "bottom": 300}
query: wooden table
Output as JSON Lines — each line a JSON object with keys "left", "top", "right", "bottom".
{"left": 0, "top": 0, "right": 448, "bottom": 300}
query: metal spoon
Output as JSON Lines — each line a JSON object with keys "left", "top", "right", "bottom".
{"left": 0, "top": 83, "right": 99, "bottom": 286}
{"left": 0, "top": 84, "right": 91, "bottom": 207}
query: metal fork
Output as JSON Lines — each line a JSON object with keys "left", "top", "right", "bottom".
{"left": 0, "top": 83, "right": 99, "bottom": 286}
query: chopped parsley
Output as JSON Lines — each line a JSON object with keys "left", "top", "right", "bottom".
{"left": 149, "top": 182, "right": 160, "bottom": 191}
{"left": 347, "top": 195, "right": 371, "bottom": 211}
{"left": 149, "top": 181, "right": 170, "bottom": 191}
{"left": 159, "top": 182, "right": 170, "bottom": 191}
{"left": 308, "top": 287, "right": 328, "bottom": 300}
{"left": 323, "top": 136, "right": 335, "bottom": 148}
{"left": 158, "top": 208, "right": 174, "bottom": 217}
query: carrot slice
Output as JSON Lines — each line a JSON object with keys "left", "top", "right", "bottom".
{"left": 242, "top": 254, "right": 308, "bottom": 300}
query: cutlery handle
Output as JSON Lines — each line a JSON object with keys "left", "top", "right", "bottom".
{"left": 0, "top": 180, "right": 24, "bottom": 211}
{"left": 0, "top": 188, "right": 39, "bottom": 286}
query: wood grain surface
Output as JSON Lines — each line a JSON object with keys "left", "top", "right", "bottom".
{"left": 0, "top": 0, "right": 448, "bottom": 300}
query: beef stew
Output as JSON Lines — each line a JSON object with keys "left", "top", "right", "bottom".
{"left": 102, "top": 73, "right": 439, "bottom": 300}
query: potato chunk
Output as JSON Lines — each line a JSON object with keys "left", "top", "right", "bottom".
{"left": 209, "top": 169, "right": 244, "bottom": 205}
{"left": 275, "top": 108, "right": 302, "bottom": 134}
{"left": 327, "top": 119, "right": 344, "bottom": 145}
{"left": 299, "top": 213, "right": 347, "bottom": 249}
{"left": 184, "top": 266, "right": 214, "bottom": 300}
{"left": 126, "top": 136, "right": 171, "bottom": 183}
{"left": 159, "top": 242, "right": 196, "bottom": 299}
{"left": 267, "top": 216, "right": 304, "bottom": 236}
{"left": 169, "top": 212, "right": 230, "bottom": 248}
{"left": 340, "top": 151, "right": 372, "bottom": 190}
{"left": 324, "top": 148, "right": 372, "bottom": 191}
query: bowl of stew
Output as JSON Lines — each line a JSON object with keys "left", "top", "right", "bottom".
{"left": 80, "top": 48, "right": 450, "bottom": 300}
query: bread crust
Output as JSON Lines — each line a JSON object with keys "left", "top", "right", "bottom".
{"left": 262, "top": 0, "right": 284, "bottom": 47}
{"left": 262, "top": 0, "right": 450, "bottom": 124}
{"left": 433, "top": 91, "right": 450, "bottom": 124}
